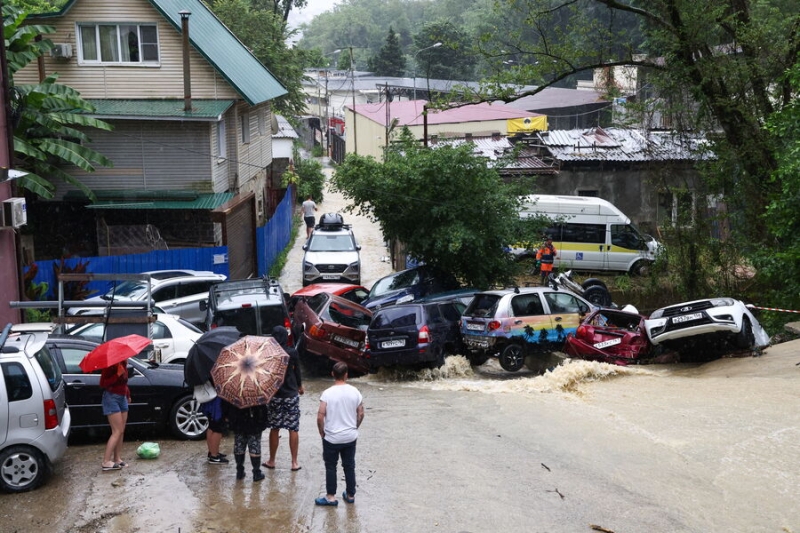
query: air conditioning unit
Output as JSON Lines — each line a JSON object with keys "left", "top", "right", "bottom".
{"left": 50, "top": 43, "right": 73, "bottom": 59}
{"left": 3, "top": 198, "right": 27, "bottom": 228}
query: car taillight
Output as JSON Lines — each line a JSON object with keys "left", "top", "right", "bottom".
{"left": 576, "top": 325, "right": 593, "bottom": 339}
{"left": 210, "top": 323, "right": 218, "bottom": 329}
{"left": 487, "top": 320, "right": 501, "bottom": 331}
{"left": 284, "top": 317, "right": 293, "bottom": 342}
{"left": 418, "top": 325, "right": 430, "bottom": 342}
{"left": 43, "top": 399, "right": 59, "bottom": 430}
{"left": 364, "top": 338, "right": 370, "bottom": 351}
{"left": 309, "top": 324, "right": 326, "bottom": 339}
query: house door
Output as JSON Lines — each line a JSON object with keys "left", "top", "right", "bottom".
{"left": 213, "top": 192, "right": 256, "bottom": 280}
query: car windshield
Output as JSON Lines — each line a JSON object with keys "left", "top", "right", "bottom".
{"left": 307, "top": 234, "right": 355, "bottom": 252}
{"left": 102, "top": 280, "right": 148, "bottom": 300}
{"left": 464, "top": 294, "right": 501, "bottom": 318}
{"left": 369, "top": 270, "right": 421, "bottom": 298}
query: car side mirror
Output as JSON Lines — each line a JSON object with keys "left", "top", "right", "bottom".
{"left": 356, "top": 244, "right": 361, "bottom": 251}
{"left": 302, "top": 244, "right": 308, "bottom": 250}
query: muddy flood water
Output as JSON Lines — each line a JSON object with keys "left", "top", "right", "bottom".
{"left": 1, "top": 341, "right": 798, "bottom": 533}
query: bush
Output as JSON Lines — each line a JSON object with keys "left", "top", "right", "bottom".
{"left": 294, "top": 155, "right": 326, "bottom": 204}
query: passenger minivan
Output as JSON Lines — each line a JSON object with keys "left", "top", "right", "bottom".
{"left": 0, "top": 325, "right": 71, "bottom": 493}
{"left": 509, "top": 195, "right": 662, "bottom": 275}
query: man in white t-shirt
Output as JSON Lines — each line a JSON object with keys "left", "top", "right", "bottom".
{"left": 315, "top": 361, "right": 364, "bottom": 506}
{"left": 301, "top": 195, "right": 317, "bottom": 238}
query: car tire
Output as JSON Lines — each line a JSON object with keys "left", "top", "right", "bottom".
{"left": 581, "top": 278, "right": 608, "bottom": 291}
{"left": 169, "top": 394, "right": 209, "bottom": 440}
{"left": 0, "top": 445, "right": 49, "bottom": 493}
{"left": 583, "top": 285, "right": 613, "bottom": 307}
{"left": 630, "top": 260, "right": 651, "bottom": 277}
{"left": 734, "top": 317, "right": 755, "bottom": 349}
{"left": 499, "top": 343, "right": 525, "bottom": 372}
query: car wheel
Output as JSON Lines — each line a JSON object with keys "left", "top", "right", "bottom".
{"left": 169, "top": 395, "right": 209, "bottom": 440}
{"left": 583, "top": 285, "right": 613, "bottom": 307}
{"left": 580, "top": 278, "right": 608, "bottom": 291}
{"left": 0, "top": 446, "right": 49, "bottom": 493}
{"left": 734, "top": 317, "right": 755, "bottom": 349}
{"left": 499, "top": 343, "right": 525, "bottom": 372}
{"left": 630, "top": 260, "right": 651, "bottom": 277}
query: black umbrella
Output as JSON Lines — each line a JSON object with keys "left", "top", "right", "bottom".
{"left": 184, "top": 327, "right": 241, "bottom": 386}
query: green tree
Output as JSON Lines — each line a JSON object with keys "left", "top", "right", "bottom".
{"left": 413, "top": 21, "right": 474, "bottom": 81}
{"left": 208, "top": 0, "right": 309, "bottom": 117}
{"left": 332, "top": 128, "right": 530, "bottom": 288}
{"left": 368, "top": 26, "right": 405, "bottom": 76}
{"left": 5, "top": 4, "right": 113, "bottom": 200}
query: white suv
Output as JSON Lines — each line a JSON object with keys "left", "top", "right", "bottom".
{"left": 0, "top": 325, "right": 71, "bottom": 493}
{"left": 67, "top": 269, "right": 226, "bottom": 327}
{"left": 302, "top": 213, "right": 361, "bottom": 286}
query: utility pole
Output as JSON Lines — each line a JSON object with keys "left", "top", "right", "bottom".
{"left": 350, "top": 47, "right": 357, "bottom": 155}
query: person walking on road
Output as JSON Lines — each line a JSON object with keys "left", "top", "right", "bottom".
{"left": 315, "top": 362, "right": 364, "bottom": 507}
{"left": 100, "top": 361, "right": 130, "bottom": 471}
{"left": 263, "top": 326, "right": 304, "bottom": 472}
{"left": 302, "top": 195, "right": 317, "bottom": 238}
{"left": 536, "top": 235, "right": 557, "bottom": 285}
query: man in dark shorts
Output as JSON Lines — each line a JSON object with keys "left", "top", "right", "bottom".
{"left": 263, "top": 326, "right": 304, "bottom": 471}
{"left": 302, "top": 195, "right": 317, "bottom": 238}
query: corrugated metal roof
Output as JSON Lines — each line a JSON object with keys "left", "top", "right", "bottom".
{"left": 274, "top": 115, "right": 299, "bottom": 139}
{"left": 86, "top": 99, "right": 233, "bottom": 120}
{"left": 537, "top": 127, "right": 713, "bottom": 162}
{"left": 353, "top": 100, "right": 540, "bottom": 127}
{"left": 433, "top": 136, "right": 558, "bottom": 174}
{"left": 41, "top": 0, "right": 287, "bottom": 106}
{"left": 86, "top": 192, "right": 234, "bottom": 209}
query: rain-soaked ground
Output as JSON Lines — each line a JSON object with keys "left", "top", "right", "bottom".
{"left": 2, "top": 345, "right": 799, "bottom": 533}
{"left": 3, "top": 164, "right": 798, "bottom": 532}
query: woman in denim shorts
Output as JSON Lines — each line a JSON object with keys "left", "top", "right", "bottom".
{"left": 100, "top": 361, "right": 130, "bottom": 471}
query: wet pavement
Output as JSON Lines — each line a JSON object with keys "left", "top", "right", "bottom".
{"left": 3, "top": 162, "right": 799, "bottom": 532}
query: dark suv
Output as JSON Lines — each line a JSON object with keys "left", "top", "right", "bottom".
{"left": 365, "top": 300, "right": 465, "bottom": 371}
{"left": 201, "top": 277, "right": 292, "bottom": 342}
{"left": 361, "top": 265, "right": 461, "bottom": 310}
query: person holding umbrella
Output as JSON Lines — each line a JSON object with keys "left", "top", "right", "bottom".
{"left": 79, "top": 334, "right": 152, "bottom": 472}
{"left": 226, "top": 402, "right": 270, "bottom": 481}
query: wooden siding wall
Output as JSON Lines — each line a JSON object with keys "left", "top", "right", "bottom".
{"left": 233, "top": 102, "right": 273, "bottom": 188}
{"left": 54, "top": 120, "right": 212, "bottom": 197}
{"left": 15, "top": 0, "right": 239, "bottom": 100}
{"left": 211, "top": 112, "right": 234, "bottom": 194}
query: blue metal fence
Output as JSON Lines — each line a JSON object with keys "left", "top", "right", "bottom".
{"left": 28, "top": 185, "right": 296, "bottom": 299}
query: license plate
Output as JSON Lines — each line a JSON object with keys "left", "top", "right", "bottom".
{"left": 466, "top": 323, "right": 484, "bottom": 331}
{"left": 672, "top": 312, "right": 703, "bottom": 324}
{"left": 322, "top": 274, "right": 340, "bottom": 280}
{"left": 593, "top": 338, "right": 621, "bottom": 349}
{"left": 381, "top": 339, "right": 405, "bottom": 349}
{"left": 333, "top": 335, "right": 360, "bottom": 348}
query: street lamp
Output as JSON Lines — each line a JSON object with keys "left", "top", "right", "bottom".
{"left": 413, "top": 42, "right": 442, "bottom": 101}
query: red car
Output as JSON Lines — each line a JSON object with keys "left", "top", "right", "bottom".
{"left": 564, "top": 308, "right": 653, "bottom": 365}
{"left": 289, "top": 283, "right": 369, "bottom": 306}
{"left": 292, "top": 292, "right": 373, "bottom": 375}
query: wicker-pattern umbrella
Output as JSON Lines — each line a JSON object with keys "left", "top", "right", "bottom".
{"left": 210, "top": 336, "right": 288, "bottom": 408}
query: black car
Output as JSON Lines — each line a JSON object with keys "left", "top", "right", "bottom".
{"left": 361, "top": 265, "right": 461, "bottom": 310}
{"left": 365, "top": 300, "right": 465, "bottom": 371}
{"left": 44, "top": 335, "right": 208, "bottom": 440}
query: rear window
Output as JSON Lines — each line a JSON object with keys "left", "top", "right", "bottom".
{"left": 214, "top": 308, "right": 257, "bottom": 334}
{"left": 259, "top": 305, "right": 289, "bottom": 333}
{"left": 371, "top": 306, "right": 420, "bottom": 328}
{"left": 327, "top": 301, "right": 371, "bottom": 329}
{"left": 32, "top": 346, "right": 62, "bottom": 392}
{"left": 464, "top": 294, "right": 501, "bottom": 318}
{"left": 2, "top": 362, "right": 33, "bottom": 401}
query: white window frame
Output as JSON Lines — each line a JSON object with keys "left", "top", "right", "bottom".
{"left": 216, "top": 120, "right": 227, "bottom": 162}
{"left": 76, "top": 22, "right": 160, "bottom": 66}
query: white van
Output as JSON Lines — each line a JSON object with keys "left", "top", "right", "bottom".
{"left": 510, "top": 195, "right": 661, "bottom": 275}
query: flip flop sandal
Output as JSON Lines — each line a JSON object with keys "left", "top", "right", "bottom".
{"left": 102, "top": 464, "right": 121, "bottom": 471}
{"left": 314, "top": 497, "right": 338, "bottom": 506}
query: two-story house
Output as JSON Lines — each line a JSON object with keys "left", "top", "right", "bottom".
{"left": 16, "top": 0, "right": 286, "bottom": 279}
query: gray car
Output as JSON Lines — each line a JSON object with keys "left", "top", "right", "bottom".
{"left": 0, "top": 325, "right": 71, "bottom": 493}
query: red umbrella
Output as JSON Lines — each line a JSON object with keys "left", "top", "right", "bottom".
{"left": 211, "top": 336, "right": 288, "bottom": 408}
{"left": 79, "top": 334, "right": 152, "bottom": 373}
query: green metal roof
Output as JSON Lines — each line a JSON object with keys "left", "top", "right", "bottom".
{"left": 84, "top": 192, "right": 234, "bottom": 210}
{"left": 37, "top": 0, "right": 287, "bottom": 106}
{"left": 85, "top": 99, "right": 234, "bottom": 120}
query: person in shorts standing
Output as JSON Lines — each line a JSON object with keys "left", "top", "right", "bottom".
{"left": 202, "top": 392, "right": 229, "bottom": 464}
{"left": 302, "top": 195, "right": 317, "bottom": 238}
{"left": 315, "top": 362, "right": 364, "bottom": 506}
{"left": 263, "top": 326, "right": 304, "bottom": 471}
{"left": 100, "top": 361, "right": 130, "bottom": 471}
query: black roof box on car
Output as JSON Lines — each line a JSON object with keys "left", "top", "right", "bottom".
{"left": 317, "top": 212, "right": 345, "bottom": 230}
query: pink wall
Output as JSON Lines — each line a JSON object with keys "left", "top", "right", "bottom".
{"left": 0, "top": 181, "right": 21, "bottom": 326}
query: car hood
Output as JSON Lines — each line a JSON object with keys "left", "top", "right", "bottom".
{"left": 304, "top": 250, "right": 359, "bottom": 264}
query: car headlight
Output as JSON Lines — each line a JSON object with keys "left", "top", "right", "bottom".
{"left": 303, "top": 262, "right": 316, "bottom": 274}
{"left": 349, "top": 261, "right": 360, "bottom": 272}
{"left": 709, "top": 298, "right": 735, "bottom": 307}
{"left": 650, "top": 309, "right": 664, "bottom": 319}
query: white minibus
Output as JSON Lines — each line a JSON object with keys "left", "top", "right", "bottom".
{"left": 510, "top": 195, "right": 662, "bottom": 275}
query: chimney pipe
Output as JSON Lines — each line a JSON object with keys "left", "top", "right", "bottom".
{"left": 180, "top": 10, "right": 192, "bottom": 112}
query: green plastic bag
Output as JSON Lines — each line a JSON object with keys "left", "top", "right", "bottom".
{"left": 137, "top": 442, "right": 160, "bottom": 459}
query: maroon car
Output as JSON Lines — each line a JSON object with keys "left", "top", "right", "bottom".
{"left": 564, "top": 308, "right": 652, "bottom": 365}
{"left": 292, "top": 292, "right": 373, "bottom": 374}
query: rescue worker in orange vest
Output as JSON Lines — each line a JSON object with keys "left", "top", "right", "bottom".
{"left": 536, "top": 235, "right": 557, "bottom": 285}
